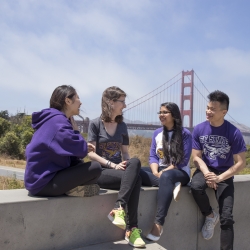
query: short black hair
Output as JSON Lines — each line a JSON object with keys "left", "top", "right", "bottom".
{"left": 207, "top": 90, "right": 229, "bottom": 110}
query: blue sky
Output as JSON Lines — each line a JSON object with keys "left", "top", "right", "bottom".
{"left": 0, "top": 0, "right": 250, "bottom": 127}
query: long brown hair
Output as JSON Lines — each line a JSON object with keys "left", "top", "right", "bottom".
{"left": 101, "top": 86, "right": 126, "bottom": 123}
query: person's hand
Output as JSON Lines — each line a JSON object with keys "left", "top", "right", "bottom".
{"left": 204, "top": 172, "right": 220, "bottom": 183}
{"left": 87, "top": 143, "right": 95, "bottom": 153}
{"left": 153, "top": 171, "right": 161, "bottom": 178}
{"left": 206, "top": 180, "right": 218, "bottom": 190}
{"left": 70, "top": 116, "right": 78, "bottom": 131}
{"left": 114, "top": 161, "right": 127, "bottom": 170}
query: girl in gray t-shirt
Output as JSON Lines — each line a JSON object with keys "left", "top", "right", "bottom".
{"left": 87, "top": 86, "right": 145, "bottom": 248}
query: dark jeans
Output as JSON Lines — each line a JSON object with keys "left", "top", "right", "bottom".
{"left": 140, "top": 167, "right": 190, "bottom": 225}
{"left": 190, "top": 168, "right": 234, "bottom": 250}
{"left": 36, "top": 160, "right": 102, "bottom": 196}
{"left": 97, "top": 158, "right": 142, "bottom": 230}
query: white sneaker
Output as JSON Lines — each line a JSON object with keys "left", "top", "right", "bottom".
{"left": 202, "top": 211, "right": 219, "bottom": 240}
{"left": 173, "top": 182, "right": 181, "bottom": 201}
{"left": 146, "top": 228, "right": 163, "bottom": 242}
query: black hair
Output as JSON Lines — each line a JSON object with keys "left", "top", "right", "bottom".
{"left": 161, "top": 102, "right": 184, "bottom": 166}
{"left": 207, "top": 90, "right": 229, "bottom": 110}
{"left": 50, "top": 85, "right": 76, "bottom": 111}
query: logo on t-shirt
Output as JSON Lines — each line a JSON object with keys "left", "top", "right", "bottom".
{"left": 199, "top": 135, "right": 231, "bottom": 160}
{"left": 99, "top": 142, "right": 122, "bottom": 161}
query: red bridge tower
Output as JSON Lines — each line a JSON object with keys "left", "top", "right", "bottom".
{"left": 180, "top": 70, "right": 194, "bottom": 128}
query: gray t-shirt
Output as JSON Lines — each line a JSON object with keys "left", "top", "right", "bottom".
{"left": 88, "top": 117, "right": 129, "bottom": 164}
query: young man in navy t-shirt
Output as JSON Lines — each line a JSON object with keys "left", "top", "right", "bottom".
{"left": 190, "top": 90, "right": 246, "bottom": 250}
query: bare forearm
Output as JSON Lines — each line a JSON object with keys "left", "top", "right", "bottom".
{"left": 150, "top": 163, "right": 159, "bottom": 175}
{"left": 193, "top": 156, "right": 209, "bottom": 174}
{"left": 122, "top": 152, "right": 130, "bottom": 161}
{"left": 218, "top": 162, "right": 245, "bottom": 182}
{"left": 88, "top": 151, "right": 116, "bottom": 168}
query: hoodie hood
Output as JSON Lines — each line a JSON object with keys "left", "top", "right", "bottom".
{"left": 32, "top": 108, "right": 66, "bottom": 130}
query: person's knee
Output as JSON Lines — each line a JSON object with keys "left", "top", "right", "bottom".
{"left": 91, "top": 161, "right": 102, "bottom": 175}
{"left": 190, "top": 178, "right": 206, "bottom": 193}
{"left": 159, "top": 171, "right": 173, "bottom": 185}
{"left": 129, "top": 157, "right": 141, "bottom": 167}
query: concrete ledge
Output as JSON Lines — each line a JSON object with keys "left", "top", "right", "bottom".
{"left": 0, "top": 175, "right": 249, "bottom": 250}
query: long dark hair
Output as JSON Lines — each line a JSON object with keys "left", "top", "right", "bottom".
{"left": 101, "top": 86, "right": 126, "bottom": 123}
{"left": 161, "top": 102, "right": 184, "bottom": 166}
{"left": 50, "top": 85, "right": 76, "bottom": 111}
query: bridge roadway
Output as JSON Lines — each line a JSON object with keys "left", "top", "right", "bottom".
{"left": 76, "top": 120, "right": 250, "bottom": 136}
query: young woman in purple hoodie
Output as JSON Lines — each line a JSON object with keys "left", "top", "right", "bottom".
{"left": 25, "top": 85, "right": 102, "bottom": 197}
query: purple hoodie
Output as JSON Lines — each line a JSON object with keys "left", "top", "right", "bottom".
{"left": 25, "top": 108, "right": 88, "bottom": 195}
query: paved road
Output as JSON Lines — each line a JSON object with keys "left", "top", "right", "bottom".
{"left": 0, "top": 165, "right": 24, "bottom": 180}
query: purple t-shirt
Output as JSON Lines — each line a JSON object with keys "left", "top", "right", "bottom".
{"left": 149, "top": 127, "right": 192, "bottom": 176}
{"left": 192, "top": 120, "right": 246, "bottom": 171}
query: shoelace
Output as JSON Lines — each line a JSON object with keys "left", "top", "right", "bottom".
{"left": 115, "top": 210, "right": 125, "bottom": 218}
{"left": 131, "top": 228, "right": 142, "bottom": 238}
{"left": 205, "top": 220, "right": 214, "bottom": 230}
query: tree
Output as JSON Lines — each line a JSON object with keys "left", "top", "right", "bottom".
{"left": 0, "top": 131, "right": 22, "bottom": 158}
{"left": 0, "top": 117, "right": 10, "bottom": 137}
{"left": 0, "top": 110, "right": 10, "bottom": 120}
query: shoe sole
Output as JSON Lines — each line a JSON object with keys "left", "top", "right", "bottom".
{"left": 107, "top": 214, "right": 126, "bottom": 230}
{"left": 173, "top": 182, "right": 181, "bottom": 201}
{"left": 202, "top": 214, "right": 219, "bottom": 240}
{"left": 125, "top": 236, "right": 145, "bottom": 248}
{"left": 66, "top": 184, "right": 100, "bottom": 197}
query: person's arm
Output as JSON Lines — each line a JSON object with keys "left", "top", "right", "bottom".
{"left": 88, "top": 141, "right": 126, "bottom": 170}
{"left": 121, "top": 145, "right": 130, "bottom": 161}
{"left": 149, "top": 130, "right": 161, "bottom": 177}
{"left": 192, "top": 149, "right": 210, "bottom": 174}
{"left": 205, "top": 151, "right": 246, "bottom": 183}
{"left": 192, "top": 149, "right": 217, "bottom": 189}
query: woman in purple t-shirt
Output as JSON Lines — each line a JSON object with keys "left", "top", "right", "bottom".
{"left": 140, "top": 102, "right": 192, "bottom": 241}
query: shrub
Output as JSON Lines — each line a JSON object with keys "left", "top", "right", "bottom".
{"left": 0, "top": 131, "right": 22, "bottom": 158}
{"left": 0, "top": 117, "right": 10, "bottom": 137}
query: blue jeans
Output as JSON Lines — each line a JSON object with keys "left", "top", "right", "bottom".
{"left": 140, "top": 167, "right": 190, "bottom": 225}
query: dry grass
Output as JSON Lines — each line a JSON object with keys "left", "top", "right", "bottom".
{"left": 0, "top": 176, "right": 24, "bottom": 190}
{"left": 128, "top": 135, "right": 152, "bottom": 166}
{"left": 0, "top": 156, "right": 26, "bottom": 169}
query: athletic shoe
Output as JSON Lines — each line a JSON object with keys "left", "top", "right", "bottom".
{"left": 146, "top": 227, "right": 163, "bottom": 241}
{"left": 125, "top": 228, "right": 145, "bottom": 248}
{"left": 66, "top": 184, "right": 100, "bottom": 197}
{"left": 107, "top": 209, "right": 126, "bottom": 230}
{"left": 173, "top": 182, "right": 181, "bottom": 201}
{"left": 202, "top": 211, "right": 219, "bottom": 240}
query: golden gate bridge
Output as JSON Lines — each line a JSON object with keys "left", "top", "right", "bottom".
{"left": 77, "top": 70, "right": 250, "bottom": 139}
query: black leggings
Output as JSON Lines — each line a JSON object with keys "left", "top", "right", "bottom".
{"left": 97, "top": 158, "right": 141, "bottom": 230}
{"left": 36, "top": 160, "right": 102, "bottom": 197}
{"left": 191, "top": 168, "right": 234, "bottom": 250}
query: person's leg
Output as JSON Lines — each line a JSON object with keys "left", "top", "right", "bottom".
{"left": 98, "top": 159, "right": 141, "bottom": 227}
{"left": 155, "top": 169, "right": 190, "bottom": 226}
{"left": 215, "top": 178, "right": 234, "bottom": 250}
{"left": 190, "top": 169, "right": 213, "bottom": 216}
{"left": 140, "top": 167, "right": 159, "bottom": 186}
{"left": 36, "top": 161, "right": 102, "bottom": 196}
{"left": 97, "top": 168, "right": 123, "bottom": 190}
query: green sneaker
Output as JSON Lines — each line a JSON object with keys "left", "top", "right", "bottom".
{"left": 125, "top": 228, "right": 146, "bottom": 248}
{"left": 107, "top": 209, "right": 126, "bottom": 230}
